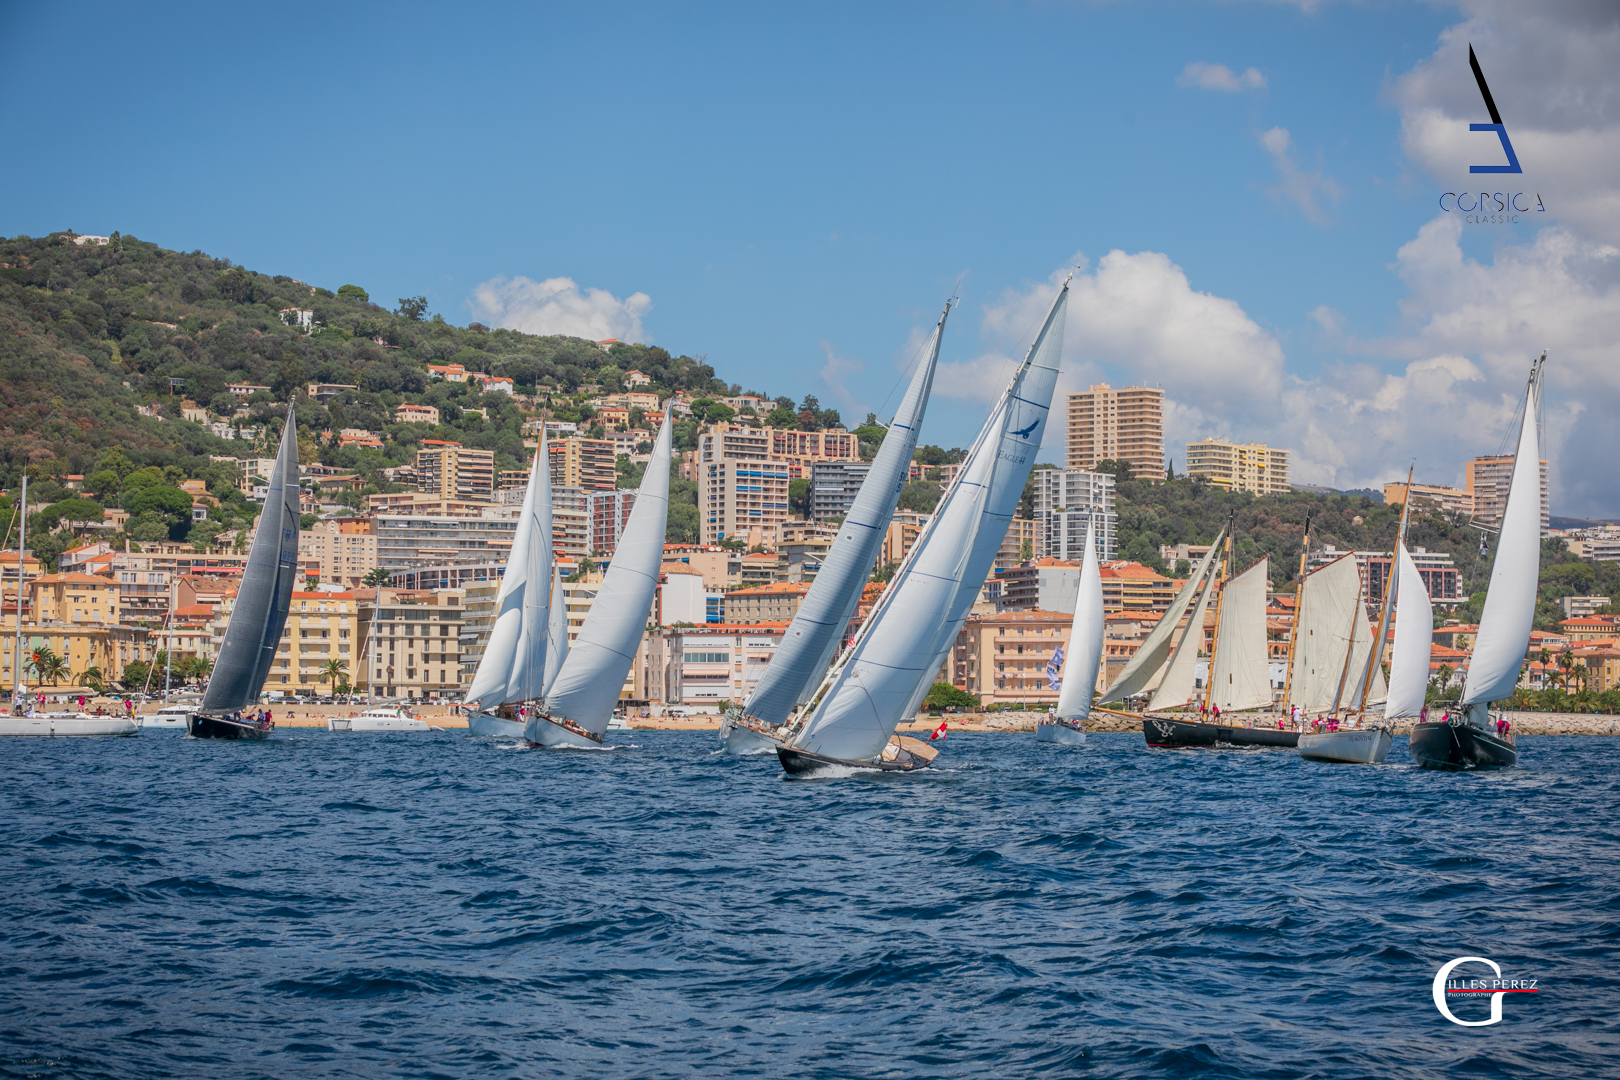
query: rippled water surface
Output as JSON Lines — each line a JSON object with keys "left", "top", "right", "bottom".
{"left": 2, "top": 729, "right": 1617, "bottom": 1078}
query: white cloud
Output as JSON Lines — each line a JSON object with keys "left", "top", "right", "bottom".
{"left": 1259, "top": 126, "right": 1343, "bottom": 224}
{"left": 467, "top": 275, "right": 651, "bottom": 342}
{"left": 817, "top": 341, "right": 866, "bottom": 416}
{"left": 1177, "top": 62, "right": 1266, "bottom": 92}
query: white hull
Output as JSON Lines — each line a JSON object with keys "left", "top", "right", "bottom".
{"left": 0, "top": 714, "right": 140, "bottom": 737}
{"left": 1297, "top": 727, "right": 1392, "bottom": 764}
{"left": 1035, "top": 720, "right": 1086, "bottom": 745}
{"left": 140, "top": 713, "right": 190, "bottom": 729}
{"left": 606, "top": 715, "right": 631, "bottom": 731}
{"left": 527, "top": 716, "right": 603, "bottom": 749}
{"left": 329, "top": 710, "right": 431, "bottom": 732}
{"left": 723, "top": 722, "right": 782, "bottom": 755}
{"left": 467, "top": 712, "right": 525, "bottom": 738}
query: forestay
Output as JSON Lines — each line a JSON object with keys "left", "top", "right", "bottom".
{"left": 1209, "top": 558, "right": 1271, "bottom": 712}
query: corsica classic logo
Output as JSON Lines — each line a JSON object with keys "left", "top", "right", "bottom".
{"left": 1438, "top": 45, "right": 1546, "bottom": 225}
{"left": 1432, "top": 956, "right": 1540, "bottom": 1027}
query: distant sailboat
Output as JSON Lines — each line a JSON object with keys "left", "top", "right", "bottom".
{"left": 721, "top": 300, "right": 950, "bottom": 754}
{"left": 1094, "top": 528, "right": 1226, "bottom": 711}
{"left": 466, "top": 434, "right": 553, "bottom": 738}
{"left": 524, "top": 410, "right": 671, "bottom": 748}
{"left": 1036, "top": 513, "right": 1102, "bottom": 746}
{"left": 1410, "top": 353, "right": 1545, "bottom": 770}
{"left": 188, "top": 407, "right": 300, "bottom": 739}
{"left": 776, "top": 279, "right": 1068, "bottom": 775}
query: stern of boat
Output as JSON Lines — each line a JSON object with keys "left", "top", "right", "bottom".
{"left": 1036, "top": 720, "right": 1087, "bottom": 745}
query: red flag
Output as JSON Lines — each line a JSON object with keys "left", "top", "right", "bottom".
{"left": 930, "top": 719, "right": 947, "bottom": 741}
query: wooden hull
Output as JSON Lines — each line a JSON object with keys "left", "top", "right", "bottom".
{"left": 1143, "top": 715, "right": 1298, "bottom": 749}
{"left": 187, "top": 714, "right": 269, "bottom": 740}
{"left": 1408, "top": 721, "right": 1517, "bottom": 771}
{"left": 1297, "top": 727, "right": 1393, "bottom": 764}
{"left": 525, "top": 713, "right": 603, "bottom": 749}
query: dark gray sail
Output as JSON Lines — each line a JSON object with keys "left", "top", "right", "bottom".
{"left": 202, "top": 408, "right": 300, "bottom": 713}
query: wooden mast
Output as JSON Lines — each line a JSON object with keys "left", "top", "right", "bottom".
{"left": 1279, "top": 514, "right": 1311, "bottom": 715}
{"left": 1357, "top": 465, "right": 1415, "bottom": 715}
{"left": 1200, "top": 519, "right": 1235, "bottom": 713}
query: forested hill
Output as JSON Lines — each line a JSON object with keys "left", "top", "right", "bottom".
{"left": 0, "top": 229, "right": 724, "bottom": 486}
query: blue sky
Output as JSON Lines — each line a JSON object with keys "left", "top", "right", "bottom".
{"left": 4, "top": 2, "right": 1615, "bottom": 514}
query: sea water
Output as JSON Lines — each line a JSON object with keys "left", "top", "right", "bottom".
{"left": 1, "top": 730, "right": 1615, "bottom": 1078}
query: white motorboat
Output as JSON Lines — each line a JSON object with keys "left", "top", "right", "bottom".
{"left": 606, "top": 713, "right": 632, "bottom": 731}
{"left": 329, "top": 707, "right": 431, "bottom": 733}
{"left": 0, "top": 712, "right": 139, "bottom": 737}
{"left": 141, "top": 704, "right": 192, "bottom": 729}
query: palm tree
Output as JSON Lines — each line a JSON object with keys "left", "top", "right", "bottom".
{"left": 320, "top": 658, "right": 349, "bottom": 701}
{"left": 77, "top": 666, "right": 108, "bottom": 695}
{"left": 29, "top": 648, "right": 70, "bottom": 688}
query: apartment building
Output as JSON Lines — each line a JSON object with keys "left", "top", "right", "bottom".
{"left": 1099, "top": 562, "right": 1176, "bottom": 614}
{"left": 298, "top": 518, "right": 378, "bottom": 588}
{"left": 777, "top": 520, "right": 838, "bottom": 583}
{"left": 589, "top": 489, "right": 637, "bottom": 555}
{"left": 264, "top": 591, "right": 358, "bottom": 697}
{"left": 810, "top": 460, "right": 871, "bottom": 521}
{"left": 698, "top": 426, "right": 796, "bottom": 545}
{"left": 770, "top": 428, "right": 859, "bottom": 461}
{"left": 725, "top": 581, "right": 811, "bottom": 623}
{"left": 879, "top": 511, "right": 931, "bottom": 568}
{"left": 1, "top": 619, "right": 153, "bottom": 693}
{"left": 996, "top": 517, "right": 1037, "bottom": 574}
{"left": 1466, "top": 454, "right": 1550, "bottom": 535}
{"left": 1066, "top": 384, "right": 1165, "bottom": 480}
{"left": 30, "top": 572, "right": 122, "bottom": 625}
{"left": 1384, "top": 481, "right": 1474, "bottom": 518}
{"left": 356, "top": 588, "right": 464, "bottom": 700}
{"left": 1032, "top": 467, "right": 1118, "bottom": 562}
{"left": 661, "top": 544, "right": 743, "bottom": 589}
{"left": 395, "top": 403, "right": 440, "bottom": 424}
{"left": 649, "top": 623, "right": 787, "bottom": 706}
{"left": 1306, "top": 545, "right": 1461, "bottom": 607}
{"left": 1185, "top": 438, "right": 1291, "bottom": 495}
{"left": 996, "top": 559, "right": 1086, "bottom": 613}
{"left": 948, "top": 608, "right": 1074, "bottom": 707}
{"left": 549, "top": 437, "right": 616, "bottom": 491}
{"left": 374, "top": 510, "right": 519, "bottom": 571}
{"left": 415, "top": 442, "right": 496, "bottom": 501}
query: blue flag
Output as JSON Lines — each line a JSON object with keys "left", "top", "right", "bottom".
{"left": 1045, "top": 646, "right": 1065, "bottom": 690}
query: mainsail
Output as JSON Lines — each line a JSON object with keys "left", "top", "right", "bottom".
{"left": 529, "top": 410, "right": 672, "bottom": 741}
{"left": 1462, "top": 356, "right": 1545, "bottom": 709}
{"left": 465, "top": 435, "right": 552, "bottom": 708}
{"left": 789, "top": 281, "right": 1068, "bottom": 763}
{"left": 1054, "top": 514, "right": 1104, "bottom": 721}
{"left": 543, "top": 575, "right": 568, "bottom": 692}
{"left": 743, "top": 301, "right": 949, "bottom": 726}
{"left": 1208, "top": 558, "right": 1271, "bottom": 712}
{"left": 1384, "top": 543, "right": 1434, "bottom": 719}
{"left": 1098, "top": 530, "right": 1226, "bottom": 704}
{"left": 1287, "top": 553, "right": 1362, "bottom": 714}
{"left": 1146, "top": 562, "right": 1217, "bottom": 712}
{"left": 202, "top": 407, "right": 299, "bottom": 714}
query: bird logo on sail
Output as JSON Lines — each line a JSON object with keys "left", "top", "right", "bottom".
{"left": 1045, "top": 646, "right": 1064, "bottom": 690}
{"left": 1010, "top": 417, "right": 1041, "bottom": 439}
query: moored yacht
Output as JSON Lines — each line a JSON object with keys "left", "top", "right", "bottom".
{"left": 329, "top": 706, "right": 430, "bottom": 733}
{"left": 141, "top": 704, "right": 193, "bottom": 730}
{"left": 0, "top": 712, "right": 139, "bottom": 737}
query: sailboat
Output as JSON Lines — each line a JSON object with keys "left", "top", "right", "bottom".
{"left": 465, "top": 434, "right": 553, "bottom": 737}
{"left": 524, "top": 409, "right": 671, "bottom": 748}
{"left": 776, "top": 280, "right": 1068, "bottom": 775}
{"left": 720, "top": 300, "right": 950, "bottom": 754}
{"left": 1410, "top": 353, "right": 1545, "bottom": 770}
{"left": 188, "top": 407, "right": 300, "bottom": 739}
{"left": 1036, "top": 514, "right": 1102, "bottom": 745}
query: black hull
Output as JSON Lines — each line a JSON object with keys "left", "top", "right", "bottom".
{"left": 777, "top": 746, "right": 931, "bottom": 776}
{"left": 1408, "top": 721, "right": 1517, "bottom": 771}
{"left": 187, "top": 714, "right": 270, "bottom": 740}
{"left": 1142, "top": 716, "right": 1299, "bottom": 749}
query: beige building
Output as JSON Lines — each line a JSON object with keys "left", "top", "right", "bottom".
{"left": 948, "top": 608, "right": 1075, "bottom": 707}
{"left": 725, "top": 581, "right": 811, "bottom": 624}
{"left": 266, "top": 590, "right": 358, "bottom": 697}
{"left": 356, "top": 588, "right": 463, "bottom": 700}
{"left": 548, "top": 437, "right": 616, "bottom": 491}
{"left": 996, "top": 517, "right": 1037, "bottom": 573}
{"left": 1466, "top": 455, "right": 1549, "bottom": 535}
{"left": 298, "top": 518, "right": 378, "bottom": 589}
{"left": 1384, "top": 481, "right": 1474, "bottom": 518}
{"left": 29, "top": 572, "right": 122, "bottom": 625}
{"left": 394, "top": 403, "right": 440, "bottom": 424}
{"left": 697, "top": 426, "right": 800, "bottom": 546}
{"left": 416, "top": 442, "right": 496, "bottom": 501}
{"left": 1066, "top": 384, "right": 1165, "bottom": 480}
{"left": 1, "top": 621, "right": 153, "bottom": 693}
{"left": 1185, "top": 438, "right": 1290, "bottom": 495}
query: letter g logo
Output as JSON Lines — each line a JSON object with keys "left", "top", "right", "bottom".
{"left": 1433, "top": 956, "right": 1505, "bottom": 1026}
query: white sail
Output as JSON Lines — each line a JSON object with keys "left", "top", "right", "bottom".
{"left": 744, "top": 302, "right": 948, "bottom": 726}
{"left": 1343, "top": 593, "right": 1388, "bottom": 708}
{"left": 543, "top": 574, "right": 568, "bottom": 693}
{"left": 1287, "top": 553, "right": 1361, "bottom": 714}
{"left": 1098, "top": 530, "right": 1227, "bottom": 704}
{"left": 531, "top": 410, "right": 671, "bottom": 740}
{"left": 465, "top": 437, "right": 550, "bottom": 708}
{"left": 1054, "top": 515, "right": 1104, "bottom": 720}
{"left": 1462, "top": 359, "right": 1544, "bottom": 707}
{"left": 1384, "top": 543, "right": 1434, "bottom": 719}
{"left": 1146, "top": 563, "right": 1216, "bottom": 712}
{"left": 1209, "top": 558, "right": 1271, "bottom": 712}
{"left": 790, "top": 283, "right": 1067, "bottom": 762}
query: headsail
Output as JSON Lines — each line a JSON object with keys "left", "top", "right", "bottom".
{"left": 1055, "top": 515, "right": 1104, "bottom": 720}
{"left": 1098, "top": 530, "right": 1227, "bottom": 704}
{"left": 1208, "top": 558, "right": 1271, "bottom": 712}
{"left": 203, "top": 407, "right": 299, "bottom": 714}
{"left": 466, "top": 435, "right": 552, "bottom": 708}
{"left": 789, "top": 281, "right": 1067, "bottom": 763}
{"left": 1462, "top": 355, "right": 1545, "bottom": 708}
{"left": 543, "top": 574, "right": 568, "bottom": 693}
{"left": 1286, "top": 553, "right": 1361, "bottom": 714}
{"left": 1146, "top": 562, "right": 1217, "bottom": 712}
{"left": 744, "top": 301, "right": 949, "bottom": 726}
{"left": 531, "top": 409, "right": 672, "bottom": 740}
{"left": 1384, "top": 543, "right": 1434, "bottom": 719}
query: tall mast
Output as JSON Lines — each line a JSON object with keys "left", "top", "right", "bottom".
{"left": 1330, "top": 573, "right": 1364, "bottom": 715}
{"left": 12, "top": 475, "right": 24, "bottom": 712}
{"left": 164, "top": 574, "right": 175, "bottom": 704}
{"left": 1358, "top": 465, "right": 1414, "bottom": 713}
{"left": 1279, "top": 514, "right": 1311, "bottom": 710}
{"left": 1201, "top": 520, "right": 1234, "bottom": 711}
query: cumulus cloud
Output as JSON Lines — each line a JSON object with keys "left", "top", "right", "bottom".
{"left": 468, "top": 275, "right": 651, "bottom": 342}
{"left": 1259, "top": 126, "right": 1343, "bottom": 224}
{"left": 817, "top": 341, "right": 866, "bottom": 415}
{"left": 1177, "top": 62, "right": 1266, "bottom": 92}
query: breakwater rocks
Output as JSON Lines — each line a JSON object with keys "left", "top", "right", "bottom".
{"left": 903, "top": 710, "right": 1620, "bottom": 736}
